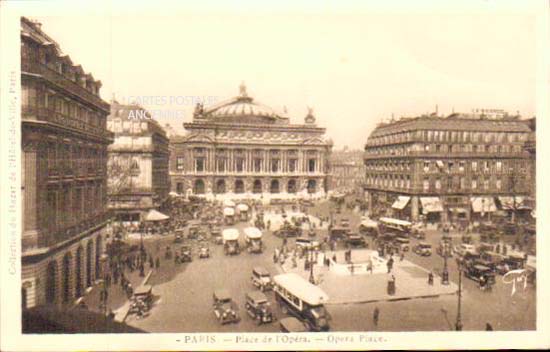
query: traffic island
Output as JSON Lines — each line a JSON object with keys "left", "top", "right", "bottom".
{"left": 279, "top": 249, "right": 458, "bottom": 305}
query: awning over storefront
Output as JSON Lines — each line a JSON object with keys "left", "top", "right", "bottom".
{"left": 391, "top": 196, "right": 411, "bottom": 210}
{"left": 471, "top": 197, "right": 497, "bottom": 213}
{"left": 144, "top": 209, "right": 170, "bottom": 221}
{"left": 420, "top": 197, "right": 444, "bottom": 214}
{"left": 498, "top": 196, "right": 532, "bottom": 210}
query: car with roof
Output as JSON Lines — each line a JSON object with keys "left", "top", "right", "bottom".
{"left": 213, "top": 289, "right": 240, "bottom": 324}
{"left": 244, "top": 291, "right": 274, "bottom": 325}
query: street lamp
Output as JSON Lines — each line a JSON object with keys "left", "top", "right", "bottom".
{"left": 308, "top": 247, "right": 316, "bottom": 284}
{"left": 455, "top": 257, "right": 463, "bottom": 331}
{"left": 441, "top": 240, "right": 450, "bottom": 285}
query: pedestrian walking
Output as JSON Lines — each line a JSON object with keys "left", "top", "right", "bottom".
{"left": 485, "top": 322, "right": 493, "bottom": 331}
{"left": 428, "top": 271, "right": 434, "bottom": 285}
{"left": 373, "top": 307, "right": 380, "bottom": 326}
{"left": 155, "top": 257, "right": 160, "bottom": 269}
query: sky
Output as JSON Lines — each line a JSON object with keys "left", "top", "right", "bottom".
{"left": 17, "top": 1, "right": 537, "bottom": 148}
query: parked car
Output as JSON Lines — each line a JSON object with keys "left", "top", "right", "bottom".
{"left": 251, "top": 266, "right": 273, "bottom": 291}
{"left": 393, "top": 237, "right": 410, "bottom": 252}
{"left": 413, "top": 242, "right": 432, "bottom": 256}
{"left": 244, "top": 291, "right": 274, "bottom": 325}
{"left": 464, "top": 263, "right": 496, "bottom": 284}
{"left": 213, "top": 289, "right": 240, "bottom": 324}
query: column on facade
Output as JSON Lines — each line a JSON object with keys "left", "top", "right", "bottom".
{"left": 23, "top": 140, "right": 39, "bottom": 248}
{"left": 411, "top": 196, "right": 419, "bottom": 222}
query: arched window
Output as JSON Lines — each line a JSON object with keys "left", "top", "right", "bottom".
{"left": 235, "top": 180, "right": 244, "bottom": 194}
{"left": 215, "top": 179, "right": 226, "bottom": 194}
{"left": 62, "top": 253, "right": 72, "bottom": 303}
{"left": 307, "top": 179, "right": 317, "bottom": 194}
{"left": 287, "top": 179, "right": 297, "bottom": 193}
{"left": 46, "top": 261, "right": 58, "bottom": 304}
{"left": 253, "top": 180, "right": 262, "bottom": 194}
{"left": 270, "top": 180, "right": 280, "bottom": 193}
{"left": 193, "top": 179, "right": 205, "bottom": 194}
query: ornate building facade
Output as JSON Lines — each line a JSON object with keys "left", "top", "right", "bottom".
{"left": 329, "top": 149, "right": 366, "bottom": 193}
{"left": 170, "top": 85, "right": 332, "bottom": 199}
{"left": 107, "top": 102, "right": 170, "bottom": 222}
{"left": 21, "top": 18, "right": 113, "bottom": 309}
{"left": 364, "top": 112, "right": 532, "bottom": 224}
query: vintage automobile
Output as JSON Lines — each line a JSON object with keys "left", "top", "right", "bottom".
{"left": 480, "top": 251, "right": 507, "bottom": 273}
{"left": 274, "top": 223, "right": 302, "bottom": 238}
{"left": 211, "top": 227, "right": 223, "bottom": 245}
{"left": 213, "top": 289, "right": 240, "bottom": 324}
{"left": 477, "top": 242, "right": 495, "bottom": 254}
{"left": 359, "top": 219, "right": 379, "bottom": 237}
{"left": 251, "top": 266, "right": 273, "bottom": 291}
{"left": 461, "top": 234, "right": 473, "bottom": 244}
{"left": 455, "top": 243, "right": 477, "bottom": 258}
{"left": 345, "top": 233, "right": 368, "bottom": 248}
{"left": 329, "top": 226, "right": 350, "bottom": 241}
{"left": 413, "top": 242, "right": 432, "bottom": 256}
{"left": 129, "top": 284, "right": 153, "bottom": 315}
{"left": 244, "top": 291, "right": 274, "bottom": 325}
{"left": 393, "top": 237, "right": 410, "bottom": 252}
{"left": 188, "top": 221, "right": 202, "bottom": 239}
{"left": 174, "top": 232, "right": 183, "bottom": 243}
{"left": 464, "top": 263, "right": 496, "bottom": 284}
{"left": 244, "top": 227, "right": 263, "bottom": 254}
{"left": 179, "top": 246, "right": 193, "bottom": 262}
{"left": 295, "top": 237, "right": 321, "bottom": 252}
{"left": 340, "top": 218, "right": 350, "bottom": 228}
{"left": 279, "top": 317, "right": 309, "bottom": 332}
{"left": 222, "top": 228, "right": 241, "bottom": 255}
{"left": 498, "top": 253, "right": 526, "bottom": 273}
{"left": 198, "top": 244, "right": 210, "bottom": 259}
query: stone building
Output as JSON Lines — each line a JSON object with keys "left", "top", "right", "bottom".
{"left": 106, "top": 101, "right": 170, "bottom": 222}
{"left": 169, "top": 84, "right": 332, "bottom": 199}
{"left": 329, "top": 149, "right": 366, "bottom": 193}
{"left": 21, "top": 17, "right": 112, "bottom": 308}
{"left": 363, "top": 112, "right": 532, "bottom": 224}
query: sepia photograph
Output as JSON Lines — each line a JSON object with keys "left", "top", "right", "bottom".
{"left": 1, "top": 0, "right": 548, "bottom": 350}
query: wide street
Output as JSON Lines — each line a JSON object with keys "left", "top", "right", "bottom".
{"left": 126, "top": 200, "right": 535, "bottom": 332}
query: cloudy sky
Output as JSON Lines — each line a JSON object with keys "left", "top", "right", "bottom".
{"left": 16, "top": 0, "right": 538, "bottom": 148}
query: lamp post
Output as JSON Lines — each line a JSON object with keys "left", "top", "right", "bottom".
{"left": 455, "top": 258, "right": 463, "bottom": 331}
{"left": 441, "top": 241, "right": 450, "bottom": 285}
{"left": 308, "top": 247, "right": 316, "bottom": 284}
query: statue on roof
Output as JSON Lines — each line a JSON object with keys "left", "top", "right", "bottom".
{"left": 305, "top": 106, "right": 316, "bottom": 124}
{"left": 193, "top": 102, "right": 204, "bottom": 118}
{"left": 239, "top": 81, "right": 248, "bottom": 97}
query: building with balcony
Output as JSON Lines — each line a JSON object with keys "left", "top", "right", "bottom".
{"left": 107, "top": 101, "right": 170, "bottom": 222}
{"left": 21, "top": 17, "right": 113, "bottom": 309}
{"left": 329, "top": 149, "right": 366, "bottom": 193}
{"left": 363, "top": 112, "right": 533, "bottom": 224}
{"left": 170, "top": 84, "right": 332, "bottom": 199}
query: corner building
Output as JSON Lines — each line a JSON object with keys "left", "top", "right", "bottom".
{"left": 107, "top": 102, "right": 170, "bottom": 222}
{"left": 21, "top": 18, "right": 113, "bottom": 308}
{"left": 364, "top": 113, "right": 532, "bottom": 224}
{"left": 170, "top": 85, "right": 332, "bottom": 199}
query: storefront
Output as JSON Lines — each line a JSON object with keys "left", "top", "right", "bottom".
{"left": 391, "top": 196, "right": 411, "bottom": 220}
{"left": 420, "top": 197, "right": 443, "bottom": 224}
{"left": 470, "top": 196, "right": 497, "bottom": 222}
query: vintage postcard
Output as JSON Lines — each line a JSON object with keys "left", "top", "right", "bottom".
{"left": 0, "top": 0, "right": 548, "bottom": 350}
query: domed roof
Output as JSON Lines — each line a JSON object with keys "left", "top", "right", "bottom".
{"left": 196, "top": 83, "right": 288, "bottom": 124}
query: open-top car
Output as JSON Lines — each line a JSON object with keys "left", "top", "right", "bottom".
{"left": 244, "top": 291, "right": 274, "bottom": 325}
{"left": 211, "top": 227, "right": 223, "bottom": 245}
{"left": 223, "top": 228, "right": 240, "bottom": 255}
{"left": 129, "top": 284, "right": 153, "bottom": 315}
{"left": 213, "top": 289, "right": 240, "bottom": 324}
{"left": 244, "top": 227, "right": 263, "bottom": 253}
{"left": 251, "top": 266, "right": 273, "bottom": 291}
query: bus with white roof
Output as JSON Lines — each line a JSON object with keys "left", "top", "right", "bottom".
{"left": 273, "top": 273, "right": 330, "bottom": 331}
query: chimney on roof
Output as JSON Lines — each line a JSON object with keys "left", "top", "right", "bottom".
{"left": 435, "top": 104, "right": 439, "bottom": 116}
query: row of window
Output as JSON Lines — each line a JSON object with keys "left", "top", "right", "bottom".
{"left": 22, "top": 85, "right": 106, "bottom": 129}
{"left": 366, "top": 143, "right": 525, "bottom": 156}
{"left": 44, "top": 183, "right": 105, "bottom": 233}
{"left": 365, "top": 159, "right": 526, "bottom": 174}
{"left": 43, "top": 143, "right": 106, "bottom": 176}
{"left": 368, "top": 129, "right": 528, "bottom": 147}
{"left": 22, "top": 40, "right": 101, "bottom": 95}
{"left": 365, "top": 174, "right": 525, "bottom": 192}
{"left": 176, "top": 157, "right": 318, "bottom": 173}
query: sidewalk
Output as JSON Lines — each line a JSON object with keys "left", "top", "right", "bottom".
{"left": 80, "top": 265, "right": 154, "bottom": 321}
{"left": 279, "top": 250, "right": 457, "bottom": 305}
